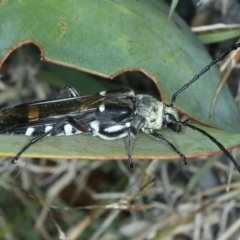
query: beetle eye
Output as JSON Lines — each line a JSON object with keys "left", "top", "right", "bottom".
{"left": 165, "top": 114, "right": 175, "bottom": 123}
{"left": 164, "top": 114, "right": 181, "bottom": 133}
{"left": 167, "top": 121, "right": 181, "bottom": 133}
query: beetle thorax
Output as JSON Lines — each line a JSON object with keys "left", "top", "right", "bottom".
{"left": 136, "top": 95, "right": 164, "bottom": 129}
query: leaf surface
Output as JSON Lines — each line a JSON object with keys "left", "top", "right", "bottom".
{"left": 1, "top": 126, "right": 239, "bottom": 163}
{"left": 0, "top": 0, "right": 239, "bottom": 161}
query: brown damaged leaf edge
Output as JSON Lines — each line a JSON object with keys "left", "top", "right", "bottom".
{"left": 0, "top": 40, "right": 224, "bottom": 130}
{"left": 0, "top": 40, "right": 43, "bottom": 68}
{"left": 1, "top": 142, "right": 240, "bottom": 161}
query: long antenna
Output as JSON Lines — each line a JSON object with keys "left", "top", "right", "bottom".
{"left": 170, "top": 43, "right": 240, "bottom": 107}
{"left": 180, "top": 120, "right": 240, "bottom": 173}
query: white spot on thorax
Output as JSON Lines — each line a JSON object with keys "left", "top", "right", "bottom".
{"left": 25, "top": 127, "right": 35, "bottom": 136}
{"left": 104, "top": 125, "right": 124, "bottom": 133}
{"left": 99, "top": 91, "right": 106, "bottom": 96}
{"left": 99, "top": 103, "right": 105, "bottom": 112}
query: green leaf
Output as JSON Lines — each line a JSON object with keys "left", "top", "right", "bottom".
{"left": 0, "top": 0, "right": 240, "bottom": 162}
{"left": 1, "top": 125, "right": 239, "bottom": 164}
{"left": 0, "top": 0, "right": 240, "bottom": 133}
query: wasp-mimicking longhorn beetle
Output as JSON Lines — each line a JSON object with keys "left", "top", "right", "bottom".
{"left": 0, "top": 43, "right": 240, "bottom": 171}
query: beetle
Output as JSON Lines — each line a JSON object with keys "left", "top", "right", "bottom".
{"left": 0, "top": 43, "right": 240, "bottom": 170}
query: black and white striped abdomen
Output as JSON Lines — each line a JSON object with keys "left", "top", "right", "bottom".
{"left": 1, "top": 119, "right": 135, "bottom": 140}
{"left": 11, "top": 123, "right": 83, "bottom": 137}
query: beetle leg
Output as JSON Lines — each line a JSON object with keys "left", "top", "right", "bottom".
{"left": 55, "top": 85, "right": 80, "bottom": 99}
{"left": 127, "top": 128, "right": 134, "bottom": 169}
{"left": 12, "top": 118, "right": 67, "bottom": 164}
{"left": 66, "top": 116, "right": 89, "bottom": 133}
{"left": 0, "top": 124, "right": 20, "bottom": 134}
{"left": 143, "top": 129, "right": 187, "bottom": 165}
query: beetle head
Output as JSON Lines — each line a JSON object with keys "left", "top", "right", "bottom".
{"left": 164, "top": 106, "right": 181, "bottom": 133}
